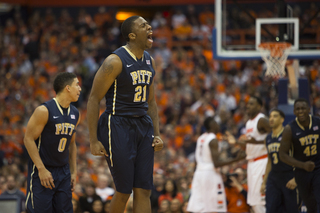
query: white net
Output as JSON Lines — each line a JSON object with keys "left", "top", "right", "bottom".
{"left": 258, "top": 42, "right": 292, "bottom": 78}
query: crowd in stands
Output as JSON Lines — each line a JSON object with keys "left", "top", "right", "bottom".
{"left": 0, "top": 3, "right": 319, "bottom": 213}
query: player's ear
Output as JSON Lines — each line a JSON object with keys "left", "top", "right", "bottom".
{"left": 128, "top": 33, "right": 136, "bottom": 40}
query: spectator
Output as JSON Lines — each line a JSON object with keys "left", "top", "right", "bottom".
{"left": 0, "top": 175, "right": 26, "bottom": 212}
{"left": 170, "top": 198, "right": 182, "bottom": 213}
{"left": 92, "top": 199, "right": 104, "bottom": 213}
{"left": 181, "top": 200, "right": 190, "bottom": 213}
{"left": 172, "top": 9, "right": 186, "bottom": 29}
{"left": 158, "top": 179, "right": 184, "bottom": 206}
{"left": 95, "top": 174, "right": 114, "bottom": 202}
{"left": 151, "top": 12, "right": 167, "bottom": 30}
{"left": 79, "top": 181, "right": 102, "bottom": 213}
{"left": 151, "top": 173, "right": 166, "bottom": 213}
{"left": 72, "top": 198, "right": 82, "bottom": 213}
{"left": 104, "top": 200, "right": 111, "bottom": 213}
{"left": 224, "top": 168, "right": 250, "bottom": 213}
{"left": 158, "top": 199, "right": 171, "bottom": 213}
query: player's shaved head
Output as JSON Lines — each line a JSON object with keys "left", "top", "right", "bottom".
{"left": 294, "top": 98, "right": 309, "bottom": 107}
{"left": 121, "top": 16, "right": 141, "bottom": 42}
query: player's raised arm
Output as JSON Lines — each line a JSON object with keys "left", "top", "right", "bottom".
{"left": 87, "top": 55, "right": 122, "bottom": 156}
{"left": 24, "top": 105, "right": 55, "bottom": 189}
{"left": 148, "top": 57, "right": 163, "bottom": 152}
{"left": 279, "top": 125, "right": 315, "bottom": 171}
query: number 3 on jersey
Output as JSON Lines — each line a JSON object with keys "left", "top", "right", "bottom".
{"left": 272, "top": 153, "right": 278, "bottom": 164}
{"left": 134, "top": 85, "right": 147, "bottom": 102}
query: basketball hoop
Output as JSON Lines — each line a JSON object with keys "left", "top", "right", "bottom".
{"left": 258, "top": 42, "right": 292, "bottom": 78}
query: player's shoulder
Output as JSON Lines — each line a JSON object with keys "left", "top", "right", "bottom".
{"left": 69, "top": 103, "right": 79, "bottom": 111}
{"left": 266, "top": 132, "right": 272, "bottom": 140}
{"left": 144, "top": 50, "right": 151, "bottom": 57}
{"left": 113, "top": 46, "right": 125, "bottom": 54}
{"left": 312, "top": 115, "right": 320, "bottom": 123}
{"left": 258, "top": 113, "right": 268, "bottom": 120}
{"left": 35, "top": 104, "right": 49, "bottom": 113}
{"left": 37, "top": 99, "right": 55, "bottom": 112}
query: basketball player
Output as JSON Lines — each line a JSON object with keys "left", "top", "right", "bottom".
{"left": 240, "top": 96, "right": 271, "bottom": 213}
{"left": 24, "top": 72, "right": 81, "bottom": 213}
{"left": 187, "top": 117, "right": 246, "bottom": 213}
{"left": 279, "top": 98, "right": 320, "bottom": 213}
{"left": 260, "top": 109, "right": 299, "bottom": 213}
{"left": 87, "top": 16, "right": 163, "bottom": 213}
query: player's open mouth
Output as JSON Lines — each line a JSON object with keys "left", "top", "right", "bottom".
{"left": 147, "top": 33, "right": 153, "bottom": 43}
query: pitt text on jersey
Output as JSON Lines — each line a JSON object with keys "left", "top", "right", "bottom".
{"left": 268, "top": 143, "right": 280, "bottom": 153}
{"left": 55, "top": 122, "right": 75, "bottom": 152}
{"left": 299, "top": 134, "right": 319, "bottom": 157}
{"left": 130, "top": 70, "right": 153, "bottom": 103}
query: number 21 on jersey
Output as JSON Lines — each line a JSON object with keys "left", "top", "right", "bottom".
{"left": 134, "top": 85, "right": 147, "bottom": 102}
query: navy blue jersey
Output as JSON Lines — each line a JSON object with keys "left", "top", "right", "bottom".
{"left": 104, "top": 46, "right": 155, "bottom": 117}
{"left": 34, "top": 98, "right": 79, "bottom": 167}
{"left": 266, "top": 130, "right": 293, "bottom": 172}
{"left": 290, "top": 115, "right": 320, "bottom": 169}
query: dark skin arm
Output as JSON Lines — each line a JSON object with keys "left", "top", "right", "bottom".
{"left": 87, "top": 54, "right": 122, "bottom": 157}
{"left": 240, "top": 117, "right": 271, "bottom": 145}
{"left": 279, "top": 124, "right": 315, "bottom": 172}
{"left": 209, "top": 139, "right": 246, "bottom": 168}
{"left": 69, "top": 113, "right": 81, "bottom": 192}
{"left": 148, "top": 57, "right": 163, "bottom": 151}
{"left": 24, "top": 106, "right": 55, "bottom": 189}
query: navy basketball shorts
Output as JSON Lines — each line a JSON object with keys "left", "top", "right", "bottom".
{"left": 295, "top": 168, "right": 320, "bottom": 213}
{"left": 98, "top": 113, "right": 155, "bottom": 194}
{"left": 25, "top": 163, "right": 72, "bottom": 213}
{"left": 266, "top": 171, "right": 299, "bottom": 213}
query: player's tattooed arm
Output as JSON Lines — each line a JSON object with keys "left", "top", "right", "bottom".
{"left": 279, "top": 125, "right": 315, "bottom": 171}
{"left": 87, "top": 55, "right": 122, "bottom": 156}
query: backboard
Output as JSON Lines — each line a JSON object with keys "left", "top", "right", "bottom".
{"left": 213, "top": 0, "right": 320, "bottom": 60}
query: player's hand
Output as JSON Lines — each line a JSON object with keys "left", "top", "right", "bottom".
{"left": 260, "top": 182, "right": 266, "bottom": 195}
{"left": 70, "top": 172, "right": 77, "bottom": 192}
{"left": 38, "top": 167, "right": 55, "bottom": 190}
{"left": 152, "top": 136, "right": 163, "bottom": 152}
{"left": 90, "top": 140, "right": 108, "bottom": 157}
{"left": 286, "top": 178, "right": 297, "bottom": 190}
{"left": 235, "top": 150, "right": 246, "bottom": 160}
{"left": 303, "top": 161, "right": 315, "bottom": 172}
{"left": 225, "top": 131, "right": 236, "bottom": 145}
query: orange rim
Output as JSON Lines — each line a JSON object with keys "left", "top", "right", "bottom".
{"left": 258, "top": 42, "right": 292, "bottom": 57}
